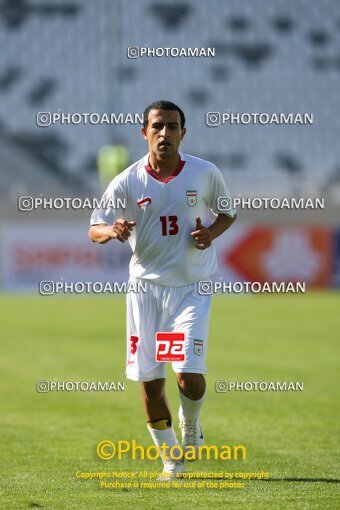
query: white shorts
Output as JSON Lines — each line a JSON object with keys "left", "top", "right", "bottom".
{"left": 126, "top": 276, "right": 212, "bottom": 382}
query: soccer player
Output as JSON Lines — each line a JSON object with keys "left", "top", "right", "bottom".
{"left": 89, "top": 100, "right": 236, "bottom": 478}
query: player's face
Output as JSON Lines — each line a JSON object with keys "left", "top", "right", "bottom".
{"left": 141, "top": 109, "right": 186, "bottom": 158}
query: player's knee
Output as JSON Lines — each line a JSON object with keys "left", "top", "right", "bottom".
{"left": 141, "top": 378, "right": 166, "bottom": 401}
{"left": 176, "top": 373, "right": 206, "bottom": 399}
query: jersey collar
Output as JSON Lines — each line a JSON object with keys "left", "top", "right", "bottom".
{"left": 144, "top": 152, "right": 186, "bottom": 183}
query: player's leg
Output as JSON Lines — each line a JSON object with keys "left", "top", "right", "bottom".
{"left": 125, "top": 278, "right": 183, "bottom": 478}
{"left": 141, "top": 378, "right": 184, "bottom": 479}
{"left": 176, "top": 372, "right": 206, "bottom": 400}
{"left": 171, "top": 284, "right": 212, "bottom": 459}
{"left": 140, "top": 378, "right": 171, "bottom": 422}
{"left": 175, "top": 372, "right": 206, "bottom": 458}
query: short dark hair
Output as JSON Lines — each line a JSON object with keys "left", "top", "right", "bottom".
{"left": 143, "top": 100, "right": 185, "bottom": 129}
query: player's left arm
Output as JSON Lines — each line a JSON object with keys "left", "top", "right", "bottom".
{"left": 191, "top": 164, "right": 236, "bottom": 249}
{"left": 208, "top": 212, "right": 236, "bottom": 240}
{"left": 191, "top": 214, "right": 236, "bottom": 250}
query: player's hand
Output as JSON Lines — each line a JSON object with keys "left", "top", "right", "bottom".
{"left": 110, "top": 218, "right": 136, "bottom": 243}
{"left": 190, "top": 216, "right": 212, "bottom": 250}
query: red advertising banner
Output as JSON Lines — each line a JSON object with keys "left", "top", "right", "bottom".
{"left": 215, "top": 225, "right": 332, "bottom": 287}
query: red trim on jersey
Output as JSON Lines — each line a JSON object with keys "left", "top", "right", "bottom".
{"left": 145, "top": 159, "right": 185, "bottom": 183}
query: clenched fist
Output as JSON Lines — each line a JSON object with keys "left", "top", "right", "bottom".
{"left": 111, "top": 218, "right": 136, "bottom": 243}
{"left": 190, "top": 216, "right": 212, "bottom": 250}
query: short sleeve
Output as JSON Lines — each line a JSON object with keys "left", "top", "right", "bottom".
{"left": 90, "top": 178, "right": 126, "bottom": 226}
{"left": 207, "top": 165, "right": 236, "bottom": 218}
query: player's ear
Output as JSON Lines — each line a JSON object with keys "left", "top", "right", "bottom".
{"left": 141, "top": 127, "right": 148, "bottom": 140}
{"left": 180, "top": 127, "right": 186, "bottom": 140}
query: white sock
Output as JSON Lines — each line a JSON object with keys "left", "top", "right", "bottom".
{"left": 147, "top": 422, "right": 182, "bottom": 466}
{"left": 179, "top": 390, "right": 206, "bottom": 422}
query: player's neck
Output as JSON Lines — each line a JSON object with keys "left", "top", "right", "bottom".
{"left": 148, "top": 153, "right": 180, "bottom": 177}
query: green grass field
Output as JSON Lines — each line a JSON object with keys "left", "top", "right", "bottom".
{"left": 0, "top": 293, "right": 339, "bottom": 509}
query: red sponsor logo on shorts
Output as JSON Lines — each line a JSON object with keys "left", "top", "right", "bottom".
{"left": 155, "top": 332, "right": 185, "bottom": 362}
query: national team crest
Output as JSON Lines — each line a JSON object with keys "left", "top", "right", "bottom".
{"left": 194, "top": 339, "right": 203, "bottom": 356}
{"left": 186, "top": 190, "right": 197, "bottom": 206}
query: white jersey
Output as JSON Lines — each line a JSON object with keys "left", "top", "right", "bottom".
{"left": 90, "top": 151, "right": 236, "bottom": 286}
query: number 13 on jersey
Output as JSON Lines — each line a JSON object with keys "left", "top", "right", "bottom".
{"left": 160, "top": 215, "right": 178, "bottom": 236}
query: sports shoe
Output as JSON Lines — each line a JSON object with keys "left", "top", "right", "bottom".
{"left": 178, "top": 411, "right": 204, "bottom": 462}
{"left": 157, "top": 459, "right": 185, "bottom": 481}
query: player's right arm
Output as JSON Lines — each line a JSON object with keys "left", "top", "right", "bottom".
{"left": 89, "top": 172, "right": 136, "bottom": 244}
{"left": 89, "top": 219, "right": 136, "bottom": 244}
